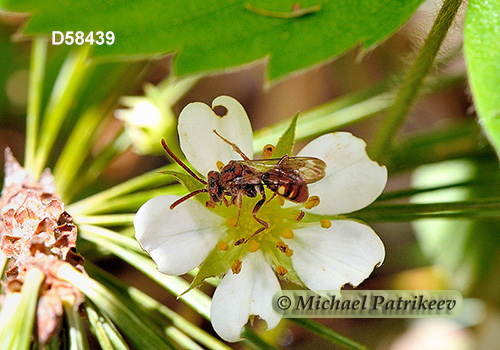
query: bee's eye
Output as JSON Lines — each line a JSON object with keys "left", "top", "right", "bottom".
{"left": 209, "top": 176, "right": 216, "bottom": 189}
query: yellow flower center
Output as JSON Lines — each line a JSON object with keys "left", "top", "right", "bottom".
{"left": 206, "top": 183, "right": 325, "bottom": 277}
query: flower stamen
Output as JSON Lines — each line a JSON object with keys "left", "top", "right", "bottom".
{"left": 217, "top": 240, "right": 229, "bottom": 251}
{"left": 231, "top": 259, "right": 242, "bottom": 274}
{"left": 293, "top": 211, "right": 305, "bottom": 222}
{"left": 248, "top": 240, "right": 260, "bottom": 252}
{"left": 320, "top": 219, "right": 332, "bottom": 229}
{"left": 304, "top": 195, "right": 320, "bottom": 209}
{"left": 276, "top": 240, "right": 292, "bottom": 256}
{"left": 280, "top": 228, "right": 294, "bottom": 239}
{"left": 275, "top": 265, "right": 288, "bottom": 276}
{"left": 262, "top": 144, "right": 275, "bottom": 159}
{"left": 227, "top": 217, "right": 238, "bottom": 227}
{"left": 216, "top": 160, "right": 225, "bottom": 171}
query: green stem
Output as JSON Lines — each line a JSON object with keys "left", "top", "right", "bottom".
{"left": 67, "top": 164, "right": 177, "bottom": 215}
{"left": 369, "top": 0, "right": 463, "bottom": 161}
{"left": 77, "top": 226, "right": 212, "bottom": 319}
{"left": 0, "top": 268, "right": 45, "bottom": 350}
{"left": 240, "top": 328, "right": 278, "bottom": 350}
{"left": 71, "top": 185, "right": 184, "bottom": 215}
{"left": 85, "top": 303, "right": 130, "bottom": 350}
{"left": 78, "top": 224, "right": 144, "bottom": 253}
{"left": 75, "top": 214, "right": 136, "bottom": 226}
{"left": 57, "top": 264, "right": 174, "bottom": 349}
{"left": 33, "top": 45, "right": 91, "bottom": 178}
{"left": 347, "top": 197, "right": 500, "bottom": 222}
{"left": 377, "top": 180, "right": 479, "bottom": 201}
{"left": 25, "top": 38, "right": 47, "bottom": 173}
{"left": 63, "top": 298, "right": 89, "bottom": 350}
{"left": 290, "top": 318, "right": 369, "bottom": 350}
{"left": 54, "top": 104, "right": 113, "bottom": 200}
{"left": 66, "top": 133, "right": 132, "bottom": 201}
{"left": 85, "top": 262, "right": 232, "bottom": 350}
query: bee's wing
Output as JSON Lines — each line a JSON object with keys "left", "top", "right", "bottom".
{"left": 280, "top": 157, "right": 327, "bottom": 184}
{"left": 234, "top": 157, "right": 327, "bottom": 184}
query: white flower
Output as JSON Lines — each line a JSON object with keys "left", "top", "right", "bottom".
{"left": 134, "top": 96, "right": 387, "bottom": 342}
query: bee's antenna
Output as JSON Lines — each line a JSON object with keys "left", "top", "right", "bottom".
{"left": 169, "top": 189, "right": 208, "bottom": 210}
{"left": 161, "top": 139, "right": 207, "bottom": 185}
{"left": 213, "top": 129, "right": 250, "bottom": 160}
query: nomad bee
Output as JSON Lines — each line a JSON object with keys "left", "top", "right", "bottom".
{"left": 162, "top": 130, "right": 326, "bottom": 242}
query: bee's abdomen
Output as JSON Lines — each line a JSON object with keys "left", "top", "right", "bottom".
{"left": 262, "top": 173, "right": 309, "bottom": 203}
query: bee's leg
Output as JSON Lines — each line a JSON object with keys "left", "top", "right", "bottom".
{"left": 246, "top": 186, "right": 270, "bottom": 242}
{"left": 264, "top": 192, "right": 277, "bottom": 204}
{"left": 234, "top": 191, "right": 245, "bottom": 227}
{"left": 277, "top": 154, "right": 289, "bottom": 165}
{"left": 213, "top": 129, "right": 251, "bottom": 160}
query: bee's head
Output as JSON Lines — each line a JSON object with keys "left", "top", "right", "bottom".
{"left": 207, "top": 171, "right": 223, "bottom": 203}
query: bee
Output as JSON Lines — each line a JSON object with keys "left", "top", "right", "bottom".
{"left": 162, "top": 130, "right": 326, "bottom": 243}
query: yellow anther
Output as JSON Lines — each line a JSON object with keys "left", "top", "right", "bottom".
{"left": 217, "top": 240, "right": 229, "bottom": 251}
{"left": 216, "top": 160, "right": 225, "bottom": 171}
{"left": 304, "top": 195, "right": 320, "bottom": 209}
{"left": 320, "top": 219, "right": 332, "bottom": 229}
{"left": 231, "top": 259, "right": 242, "bottom": 274}
{"left": 262, "top": 144, "right": 275, "bottom": 159}
{"left": 227, "top": 217, "right": 238, "bottom": 227}
{"left": 285, "top": 249, "right": 294, "bottom": 257}
{"left": 293, "top": 211, "right": 305, "bottom": 222}
{"left": 276, "top": 265, "right": 288, "bottom": 276}
{"left": 276, "top": 240, "right": 291, "bottom": 255}
{"left": 248, "top": 240, "right": 260, "bottom": 252}
{"left": 278, "top": 196, "right": 285, "bottom": 206}
{"left": 280, "top": 228, "right": 294, "bottom": 239}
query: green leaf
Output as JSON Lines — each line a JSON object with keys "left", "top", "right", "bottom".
{"left": 464, "top": 0, "right": 500, "bottom": 156}
{"left": 273, "top": 112, "right": 298, "bottom": 157}
{"left": 1, "top": 0, "right": 424, "bottom": 80}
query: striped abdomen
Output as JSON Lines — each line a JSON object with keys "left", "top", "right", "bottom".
{"left": 262, "top": 172, "right": 309, "bottom": 203}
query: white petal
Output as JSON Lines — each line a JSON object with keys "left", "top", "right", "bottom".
{"left": 286, "top": 220, "right": 385, "bottom": 290}
{"left": 178, "top": 96, "right": 253, "bottom": 175}
{"left": 298, "top": 132, "right": 387, "bottom": 215}
{"left": 210, "top": 251, "right": 281, "bottom": 342}
{"left": 134, "top": 195, "right": 226, "bottom": 275}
